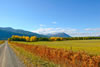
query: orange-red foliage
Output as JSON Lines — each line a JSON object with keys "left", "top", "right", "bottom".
{"left": 9, "top": 42, "right": 100, "bottom": 67}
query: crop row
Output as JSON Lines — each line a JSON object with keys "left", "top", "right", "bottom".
{"left": 9, "top": 42, "right": 100, "bottom": 67}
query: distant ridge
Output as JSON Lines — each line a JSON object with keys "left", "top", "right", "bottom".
{"left": 0, "top": 27, "right": 46, "bottom": 40}
{"left": 46, "top": 32, "right": 71, "bottom": 37}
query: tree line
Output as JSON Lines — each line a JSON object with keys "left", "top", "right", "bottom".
{"left": 8, "top": 35, "right": 64, "bottom": 41}
{"left": 8, "top": 35, "right": 100, "bottom": 42}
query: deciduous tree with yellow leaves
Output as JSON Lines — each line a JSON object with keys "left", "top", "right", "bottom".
{"left": 30, "top": 36, "right": 37, "bottom": 42}
{"left": 50, "top": 37, "right": 63, "bottom": 41}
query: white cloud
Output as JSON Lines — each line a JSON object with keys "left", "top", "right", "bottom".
{"left": 85, "top": 28, "right": 100, "bottom": 31}
{"left": 52, "top": 22, "right": 57, "bottom": 24}
{"left": 32, "top": 28, "right": 100, "bottom": 37}
{"left": 39, "top": 24, "right": 45, "bottom": 27}
{"left": 32, "top": 27, "right": 77, "bottom": 35}
{"left": 69, "top": 32, "right": 100, "bottom": 37}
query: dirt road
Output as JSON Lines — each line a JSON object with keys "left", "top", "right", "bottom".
{"left": 0, "top": 41, "right": 25, "bottom": 67}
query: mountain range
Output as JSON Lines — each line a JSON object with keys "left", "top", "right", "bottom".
{"left": 0, "top": 27, "right": 71, "bottom": 40}
{"left": 45, "top": 32, "right": 71, "bottom": 37}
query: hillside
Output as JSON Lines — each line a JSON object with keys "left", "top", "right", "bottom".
{"left": 0, "top": 27, "right": 45, "bottom": 40}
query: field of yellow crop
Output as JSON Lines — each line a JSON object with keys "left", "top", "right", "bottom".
{"left": 13, "top": 40, "right": 100, "bottom": 55}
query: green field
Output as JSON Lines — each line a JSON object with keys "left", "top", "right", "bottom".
{"left": 14, "top": 40, "right": 100, "bottom": 55}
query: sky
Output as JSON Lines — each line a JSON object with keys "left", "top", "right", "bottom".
{"left": 0, "top": 0, "right": 100, "bottom": 36}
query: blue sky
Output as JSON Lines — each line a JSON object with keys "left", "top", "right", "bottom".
{"left": 0, "top": 0, "right": 100, "bottom": 36}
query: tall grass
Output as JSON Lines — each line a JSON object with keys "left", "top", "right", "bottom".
{"left": 0, "top": 41, "right": 5, "bottom": 44}
{"left": 9, "top": 42, "right": 58, "bottom": 67}
{"left": 9, "top": 41, "right": 100, "bottom": 67}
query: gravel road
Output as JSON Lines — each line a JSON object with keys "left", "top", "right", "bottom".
{"left": 0, "top": 41, "right": 25, "bottom": 67}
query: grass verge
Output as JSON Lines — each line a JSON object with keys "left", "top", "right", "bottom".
{"left": 9, "top": 42, "right": 59, "bottom": 67}
{"left": 0, "top": 41, "right": 5, "bottom": 44}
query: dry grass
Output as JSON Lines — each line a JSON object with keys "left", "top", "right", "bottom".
{"left": 9, "top": 42, "right": 58, "bottom": 67}
{"left": 0, "top": 40, "right": 5, "bottom": 44}
{"left": 9, "top": 41, "right": 100, "bottom": 67}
